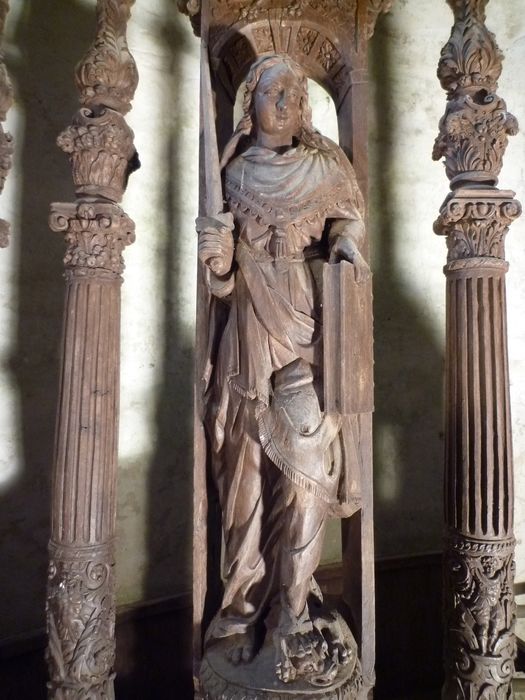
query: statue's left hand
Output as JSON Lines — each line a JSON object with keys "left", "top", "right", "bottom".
{"left": 329, "top": 236, "right": 371, "bottom": 284}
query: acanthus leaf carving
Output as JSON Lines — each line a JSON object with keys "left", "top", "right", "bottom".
{"left": 75, "top": 0, "right": 138, "bottom": 114}
{"left": 57, "top": 107, "right": 138, "bottom": 203}
{"left": 49, "top": 201, "right": 135, "bottom": 275}
{"left": 433, "top": 0, "right": 518, "bottom": 188}
{"left": 433, "top": 92, "right": 518, "bottom": 186}
{"left": 434, "top": 191, "right": 521, "bottom": 261}
{"left": 438, "top": 0, "right": 501, "bottom": 97}
{"left": 46, "top": 543, "right": 116, "bottom": 695}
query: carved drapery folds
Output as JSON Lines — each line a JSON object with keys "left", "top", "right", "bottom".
{"left": 0, "top": 0, "right": 14, "bottom": 248}
{"left": 47, "top": 1, "right": 138, "bottom": 697}
{"left": 433, "top": 2, "right": 520, "bottom": 697}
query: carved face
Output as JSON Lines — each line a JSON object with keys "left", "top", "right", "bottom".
{"left": 254, "top": 63, "right": 303, "bottom": 149}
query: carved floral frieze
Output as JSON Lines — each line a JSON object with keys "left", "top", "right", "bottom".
{"left": 50, "top": 201, "right": 135, "bottom": 275}
{"left": 75, "top": 0, "right": 138, "bottom": 114}
{"left": 180, "top": 0, "right": 391, "bottom": 42}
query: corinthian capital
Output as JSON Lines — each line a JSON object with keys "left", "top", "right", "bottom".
{"left": 50, "top": 201, "right": 135, "bottom": 276}
{"left": 434, "top": 189, "right": 521, "bottom": 262}
{"left": 75, "top": 0, "right": 138, "bottom": 114}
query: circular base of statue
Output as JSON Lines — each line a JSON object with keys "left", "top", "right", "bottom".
{"left": 200, "top": 610, "right": 362, "bottom": 700}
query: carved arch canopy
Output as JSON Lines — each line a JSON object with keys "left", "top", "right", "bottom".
{"left": 182, "top": 0, "right": 392, "bottom": 106}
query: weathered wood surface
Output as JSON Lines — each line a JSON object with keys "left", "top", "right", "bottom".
{"left": 433, "top": 1, "right": 521, "bottom": 697}
{"left": 46, "top": 1, "right": 139, "bottom": 697}
{"left": 180, "top": 1, "right": 389, "bottom": 697}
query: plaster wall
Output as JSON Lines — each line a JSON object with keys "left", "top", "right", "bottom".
{"left": 0, "top": 0, "right": 524, "bottom": 640}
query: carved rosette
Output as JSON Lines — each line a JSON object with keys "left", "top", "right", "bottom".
{"left": 48, "top": 1, "right": 138, "bottom": 697}
{"left": 47, "top": 543, "right": 116, "bottom": 700}
{"left": 0, "top": 0, "right": 14, "bottom": 248}
{"left": 434, "top": 2, "right": 519, "bottom": 698}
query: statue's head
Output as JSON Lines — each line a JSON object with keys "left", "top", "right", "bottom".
{"left": 241, "top": 55, "right": 313, "bottom": 147}
{"left": 221, "top": 54, "right": 328, "bottom": 167}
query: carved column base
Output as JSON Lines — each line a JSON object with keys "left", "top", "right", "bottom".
{"left": 201, "top": 647, "right": 361, "bottom": 700}
{"left": 47, "top": 541, "right": 116, "bottom": 699}
{"left": 200, "top": 608, "right": 362, "bottom": 700}
{"left": 443, "top": 534, "right": 516, "bottom": 700}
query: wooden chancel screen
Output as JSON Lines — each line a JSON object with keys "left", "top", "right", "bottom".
{"left": 179, "top": 1, "right": 392, "bottom": 698}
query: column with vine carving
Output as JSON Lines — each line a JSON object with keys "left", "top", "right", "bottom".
{"left": 433, "top": 1, "right": 520, "bottom": 697}
{"left": 0, "top": 0, "right": 14, "bottom": 248}
{"left": 46, "top": 2, "right": 139, "bottom": 697}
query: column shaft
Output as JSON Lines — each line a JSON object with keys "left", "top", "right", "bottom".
{"left": 433, "top": 3, "right": 521, "bottom": 696}
{"left": 46, "top": 1, "right": 139, "bottom": 696}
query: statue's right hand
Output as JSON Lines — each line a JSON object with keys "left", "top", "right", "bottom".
{"left": 196, "top": 214, "right": 234, "bottom": 277}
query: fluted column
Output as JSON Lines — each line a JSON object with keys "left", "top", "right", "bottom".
{"left": 0, "top": 0, "right": 13, "bottom": 248}
{"left": 433, "top": 2, "right": 520, "bottom": 697}
{"left": 46, "top": 2, "right": 139, "bottom": 698}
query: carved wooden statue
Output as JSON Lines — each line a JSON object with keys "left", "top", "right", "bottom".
{"left": 198, "top": 53, "right": 369, "bottom": 696}
{"left": 433, "top": 1, "right": 521, "bottom": 697}
{"left": 180, "top": 1, "right": 390, "bottom": 697}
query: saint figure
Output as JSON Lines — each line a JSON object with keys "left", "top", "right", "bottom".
{"left": 197, "top": 53, "right": 368, "bottom": 686}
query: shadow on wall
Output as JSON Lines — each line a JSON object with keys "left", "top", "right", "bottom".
{"left": 369, "top": 13, "right": 444, "bottom": 697}
{"left": 0, "top": 0, "right": 94, "bottom": 642}
{"left": 115, "top": 4, "right": 194, "bottom": 698}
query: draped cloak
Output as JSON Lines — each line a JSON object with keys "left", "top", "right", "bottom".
{"left": 206, "top": 142, "right": 365, "bottom": 634}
